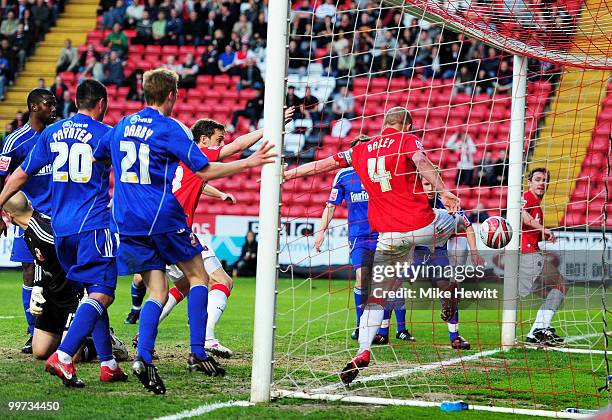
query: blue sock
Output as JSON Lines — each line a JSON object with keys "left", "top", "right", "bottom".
{"left": 448, "top": 309, "right": 459, "bottom": 341}
{"left": 394, "top": 300, "right": 406, "bottom": 333}
{"left": 188, "top": 284, "right": 208, "bottom": 359}
{"left": 59, "top": 298, "right": 103, "bottom": 357}
{"left": 379, "top": 308, "right": 391, "bottom": 336}
{"left": 138, "top": 299, "right": 163, "bottom": 364}
{"left": 131, "top": 280, "right": 146, "bottom": 313}
{"left": 354, "top": 287, "right": 365, "bottom": 327}
{"left": 22, "top": 285, "right": 34, "bottom": 336}
{"left": 92, "top": 309, "right": 113, "bottom": 362}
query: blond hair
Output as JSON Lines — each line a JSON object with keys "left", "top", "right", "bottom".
{"left": 383, "top": 107, "right": 413, "bottom": 130}
{"left": 143, "top": 68, "right": 179, "bottom": 106}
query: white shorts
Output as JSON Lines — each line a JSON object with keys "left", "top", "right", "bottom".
{"left": 518, "top": 252, "right": 545, "bottom": 297}
{"left": 375, "top": 208, "right": 461, "bottom": 271}
{"left": 447, "top": 236, "right": 469, "bottom": 267}
{"left": 166, "top": 242, "right": 223, "bottom": 283}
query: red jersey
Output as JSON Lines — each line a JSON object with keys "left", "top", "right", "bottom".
{"left": 172, "top": 146, "right": 222, "bottom": 227}
{"left": 521, "top": 190, "right": 544, "bottom": 253}
{"left": 333, "top": 127, "right": 435, "bottom": 233}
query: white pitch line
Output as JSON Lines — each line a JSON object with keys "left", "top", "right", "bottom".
{"left": 154, "top": 401, "right": 253, "bottom": 420}
{"left": 0, "top": 316, "right": 17, "bottom": 319}
{"left": 313, "top": 332, "right": 606, "bottom": 393}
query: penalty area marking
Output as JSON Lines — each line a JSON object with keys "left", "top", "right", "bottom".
{"left": 154, "top": 401, "right": 253, "bottom": 420}
{"left": 313, "top": 332, "right": 605, "bottom": 393}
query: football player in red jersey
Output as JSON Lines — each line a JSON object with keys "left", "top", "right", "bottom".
{"left": 132, "top": 107, "right": 295, "bottom": 358}
{"left": 520, "top": 168, "right": 567, "bottom": 346}
{"left": 285, "top": 107, "right": 464, "bottom": 384}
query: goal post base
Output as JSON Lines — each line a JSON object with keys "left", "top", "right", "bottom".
{"left": 271, "top": 389, "right": 597, "bottom": 419}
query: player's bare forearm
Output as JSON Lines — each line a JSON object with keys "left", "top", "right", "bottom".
{"left": 284, "top": 156, "right": 340, "bottom": 180}
{"left": 466, "top": 225, "right": 478, "bottom": 251}
{"left": 319, "top": 204, "right": 336, "bottom": 232}
{"left": 220, "top": 130, "right": 263, "bottom": 160}
{"left": 198, "top": 141, "right": 275, "bottom": 181}
{"left": 413, "top": 152, "right": 447, "bottom": 193}
{"left": 202, "top": 183, "right": 225, "bottom": 199}
{"left": 521, "top": 210, "right": 544, "bottom": 231}
{"left": 0, "top": 168, "right": 30, "bottom": 210}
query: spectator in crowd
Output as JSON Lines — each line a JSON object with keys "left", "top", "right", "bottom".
{"left": 252, "top": 11, "right": 267, "bottom": 40}
{"left": 0, "top": 39, "right": 16, "bottom": 83}
{"left": 337, "top": 45, "right": 355, "bottom": 78}
{"left": 331, "top": 85, "right": 355, "bottom": 120}
{"left": 56, "top": 39, "right": 78, "bottom": 73}
{"left": 286, "top": 85, "right": 302, "bottom": 112}
{"left": 152, "top": 11, "right": 167, "bottom": 45}
{"left": 126, "top": 69, "right": 145, "bottom": 102}
{"left": 315, "top": 0, "right": 336, "bottom": 21}
{"left": 81, "top": 55, "right": 104, "bottom": 82}
{"left": 2, "top": 123, "right": 13, "bottom": 140}
{"left": 200, "top": 43, "right": 219, "bottom": 75}
{"left": 287, "top": 40, "right": 307, "bottom": 75}
{"left": 162, "top": 54, "right": 180, "bottom": 73}
{"left": 474, "top": 69, "right": 494, "bottom": 95}
{"left": 31, "top": 0, "right": 51, "bottom": 40}
{"left": 232, "top": 231, "right": 257, "bottom": 277}
{"left": 11, "top": 24, "right": 30, "bottom": 71}
{"left": 77, "top": 43, "right": 102, "bottom": 71}
{"left": 494, "top": 60, "right": 513, "bottom": 95}
{"left": 218, "top": 44, "right": 236, "bottom": 74}
{"left": 102, "top": 50, "right": 125, "bottom": 86}
{"left": 59, "top": 90, "right": 77, "bottom": 118}
{"left": 0, "top": 52, "right": 8, "bottom": 100}
{"left": 446, "top": 131, "right": 476, "bottom": 186}
{"left": 495, "top": 150, "right": 508, "bottom": 186}
{"left": 37, "top": 78, "right": 46, "bottom": 88}
{"left": 50, "top": 75, "right": 68, "bottom": 108}
{"left": 301, "top": 86, "right": 320, "bottom": 122}
{"left": 177, "top": 53, "right": 199, "bottom": 89}
{"left": 232, "top": 13, "right": 252, "bottom": 41}
{"left": 144, "top": 0, "right": 158, "bottom": 18}
{"left": 372, "top": 47, "right": 394, "bottom": 75}
{"left": 470, "top": 203, "right": 490, "bottom": 224}
{"left": 1, "top": 11, "right": 18, "bottom": 37}
{"left": 233, "top": 42, "right": 256, "bottom": 68}
{"left": 237, "top": 58, "right": 262, "bottom": 91}
{"left": 183, "top": 11, "right": 203, "bottom": 46}
{"left": 481, "top": 47, "right": 500, "bottom": 78}
{"left": 133, "top": 10, "right": 153, "bottom": 45}
{"left": 20, "top": 8, "right": 35, "bottom": 37}
{"left": 10, "top": 111, "right": 26, "bottom": 130}
{"left": 202, "top": 10, "right": 218, "bottom": 44}
{"left": 102, "top": 0, "right": 126, "bottom": 29}
{"left": 228, "top": 87, "right": 264, "bottom": 132}
{"left": 452, "top": 65, "right": 474, "bottom": 96}
{"left": 166, "top": 8, "right": 184, "bottom": 45}
{"left": 126, "top": 0, "right": 145, "bottom": 27}
{"left": 478, "top": 151, "right": 497, "bottom": 186}
{"left": 102, "top": 23, "right": 129, "bottom": 57}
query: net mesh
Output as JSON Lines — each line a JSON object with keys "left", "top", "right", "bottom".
{"left": 272, "top": 0, "right": 611, "bottom": 412}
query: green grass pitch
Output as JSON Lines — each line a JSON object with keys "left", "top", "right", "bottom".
{"left": 0, "top": 271, "right": 608, "bottom": 419}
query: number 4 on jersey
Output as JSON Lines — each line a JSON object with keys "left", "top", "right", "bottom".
{"left": 367, "top": 156, "right": 392, "bottom": 192}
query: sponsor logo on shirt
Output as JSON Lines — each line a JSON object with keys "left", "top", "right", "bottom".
{"left": 329, "top": 188, "right": 338, "bottom": 201}
{"left": 34, "top": 164, "right": 52, "bottom": 177}
{"left": 129, "top": 114, "right": 153, "bottom": 124}
{"left": 350, "top": 190, "right": 369, "bottom": 203}
{"left": 0, "top": 156, "right": 11, "bottom": 171}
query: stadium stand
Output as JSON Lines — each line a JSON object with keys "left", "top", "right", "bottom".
{"left": 2, "top": 0, "right": 604, "bottom": 226}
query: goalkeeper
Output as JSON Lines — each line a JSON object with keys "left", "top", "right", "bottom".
{"left": 3, "top": 192, "right": 128, "bottom": 363}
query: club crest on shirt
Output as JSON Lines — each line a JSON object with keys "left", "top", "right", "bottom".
{"left": 0, "top": 156, "right": 11, "bottom": 171}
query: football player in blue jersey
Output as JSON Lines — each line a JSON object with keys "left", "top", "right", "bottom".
{"left": 93, "top": 68, "right": 275, "bottom": 394}
{"left": 0, "top": 79, "right": 128, "bottom": 387}
{"left": 418, "top": 174, "right": 483, "bottom": 350}
{"left": 0, "top": 88, "right": 56, "bottom": 354}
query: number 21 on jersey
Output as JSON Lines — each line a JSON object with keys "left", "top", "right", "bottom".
{"left": 120, "top": 140, "right": 151, "bottom": 184}
{"left": 367, "top": 156, "right": 392, "bottom": 192}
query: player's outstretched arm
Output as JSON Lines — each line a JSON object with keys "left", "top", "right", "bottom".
{"left": 202, "top": 183, "right": 236, "bottom": 204}
{"left": 465, "top": 225, "right": 485, "bottom": 266}
{"left": 314, "top": 203, "right": 336, "bottom": 252}
{"left": 521, "top": 208, "right": 555, "bottom": 242}
{"left": 219, "top": 107, "right": 296, "bottom": 160}
{"left": 412, "top": 151, "right": 460, "bottom": 213}
{"left": 196, "top": 141, "right": 276, "bottom": 181}
{"left": 284, "top": 156, "right": 340, "bottom": 180}
{"left": 0, "top": 168, "right": 31, "bottom": 235}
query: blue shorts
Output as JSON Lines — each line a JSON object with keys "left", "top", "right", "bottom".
{"left": 55, "top": 228, "right": 118, "bottom": 294}
{"left": 414, "top": 246, "right": 450, "bottom": 284}
{"left": 349, "top": 236, "right": 377, "bottom": 270}
{"left": 117, "top": 228, "right": 203, "bottom": 276}
{"left": 11, "top": 227, "right": 34, "bottom": 263}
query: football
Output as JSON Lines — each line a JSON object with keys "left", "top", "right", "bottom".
{"left": 480, "top": 216, "right": 513, "bottom": 249}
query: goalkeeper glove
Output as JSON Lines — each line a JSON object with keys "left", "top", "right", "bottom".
{"left": 30, "top": 286, "right": 45, "bottom": 317}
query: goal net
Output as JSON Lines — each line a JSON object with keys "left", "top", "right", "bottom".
{"left": 256, "top": 0, "right": 612, "bottom": 415}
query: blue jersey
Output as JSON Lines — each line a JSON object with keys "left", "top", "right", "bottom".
{"left": 21, "top": 114, "right": 112, "bottom": 237}
{"left": 328, "top": 168, "right": 377, "bottom": 241}
{"left": 0, "top": 124, "right": 52, "bottom": 215}
{"left": 93, "top": 107, "right": 210, "bottom": 236}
